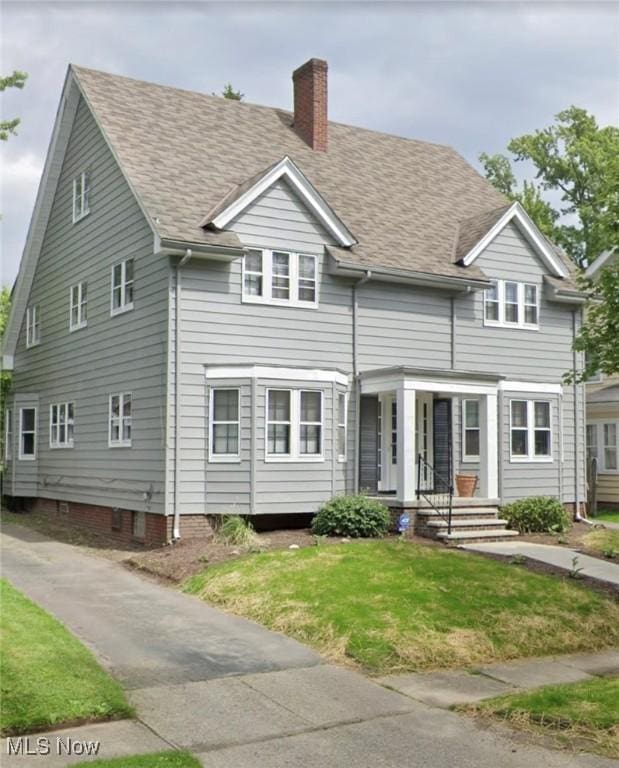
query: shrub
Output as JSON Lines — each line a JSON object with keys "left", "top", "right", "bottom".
{"left": 218, "top": 515, "right": 259, "bottom": 547}
{"left": 311, "top": 495, "right": 391, "bottom": 538}
{"left": 502, "top": 496, "right": 570, "bottom": 534}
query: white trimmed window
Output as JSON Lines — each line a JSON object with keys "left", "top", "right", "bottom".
{"left": 70, "top": 282, "right": 88, "bottom": 331}
{"left": 111, "top": 259, "right": 134, "bottom": 315}
{"left": 462, "top": 399, "right": 480, "bottom": 461}
{"left": 266, "top": 389, "right": 323, "bottom": 461}
{"left": 50, "top": 402, "right": 75, "bottom": 448}
{"left": 4, "top": 408, "right": 13, "bottom": 463}
{"left": 510, "top": 400, "right": 552, "bottom": 461}
{"left": 19, "top": 407, "right": 37, "bottom": 460}
{"left": 242, "top": 249, "right": 318, "bottom": 307}
{"left": 109, "top": 393, "right": 132, "bottom": 447}
{"left": 72, "top": 172, "right": 90, "bottom": 223}
{"left": 337, "top": 393, "right": 348, "bottom": 462}
{"left": 587, "top": 421, "right": 618, "bottom": 473}
{"left": 209, "top": 388, "right": 240, "bottom": 462}
{"left": 26, "top": 305, "right": 40, "bottom": 347}
{"left": 484, "top": 280, "right": 539, "bottom": 329}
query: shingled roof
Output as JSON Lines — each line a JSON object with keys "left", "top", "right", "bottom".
{"left": 72, "top": 65, "right": 531, "bottom": 282}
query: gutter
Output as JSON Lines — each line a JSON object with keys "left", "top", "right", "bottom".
{"left": 173, "top": 248, "right": 192, "bottom": 540}
{"left": 352, "top": 270, "right": 372, "bottom": 493}
{"left": 156, "top": 237, "right": 246, "bottom": 260}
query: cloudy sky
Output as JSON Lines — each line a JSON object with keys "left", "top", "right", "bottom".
{"left": 1, "top": 1, "right": 618, "bottom": 286}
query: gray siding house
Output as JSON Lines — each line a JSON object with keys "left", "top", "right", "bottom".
{"left": 2, "top": 59, "right": 588, "bottom": 545}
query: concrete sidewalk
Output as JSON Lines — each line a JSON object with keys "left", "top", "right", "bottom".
{"left": 380, "top": 649, "right": 619, "bottom": 709}
{"left": 461, "top": 540, "right": 619, "bottom": 587}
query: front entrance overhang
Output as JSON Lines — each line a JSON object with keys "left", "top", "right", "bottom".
{"left": 359, "top": 366, "right": 504, "bottom": 396}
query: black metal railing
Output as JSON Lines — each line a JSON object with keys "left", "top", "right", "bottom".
{"left": 416, "top": 453, "right": 454, "bottom": 535}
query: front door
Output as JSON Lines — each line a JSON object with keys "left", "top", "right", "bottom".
{"left": 416, "top": 393, "right": 434, "bottom": 490}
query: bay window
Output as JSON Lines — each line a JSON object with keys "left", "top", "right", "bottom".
{"left": 242, "top": 249, "right": 318, "bottom": 307}
{"left": 266, "top": 389, "right": 323, "bottom": 460}
{"left": 337, "top": 393, "right": 348, "bottom": 461}
{"left": 209, "top": 388, "right": 240, "bottom": 461}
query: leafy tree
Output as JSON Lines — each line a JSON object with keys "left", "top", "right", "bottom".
{"left": 480, "top": 107, "right": 619, "bottom": 267}
{"left": 221, "top": 83, "right": 243, "bottom": 101}
{"left": 1, "top": 70, "right": 28, "bottom": 141}
{"left": 0, "top": 286, "right": 12, "bottom": 462}
{"left": 567, "top": 260, "right": 619, "bottom": 382}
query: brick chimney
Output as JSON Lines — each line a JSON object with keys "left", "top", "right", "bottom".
{"left": 292, "top": 58, "right": 328, "bottom": 152}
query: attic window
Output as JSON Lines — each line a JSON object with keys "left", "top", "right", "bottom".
{"left": 484, "top": 280, "right": 539, "bottom": 330}
{"left": 72, "top": 172, "right": 90, "bottom": 223}
{"left": 242, "top": 249, "right": 318, "bottom": 308}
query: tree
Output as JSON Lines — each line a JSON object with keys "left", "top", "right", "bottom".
{"left": 567, "top": 260, "right": 619, "bottom": 382}
{"left": 0, "top": 286, "right": 11, "bottom": 462}
{"left": 221, "top": 83, "right": 243, "bottom": 101}
{"left": 480, "top": 107, "right": 619, "bottom": 267}
{"left": 1, "top": 70, "right": 28, "bottom": 141}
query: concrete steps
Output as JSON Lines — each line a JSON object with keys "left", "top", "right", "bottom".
{"left": 436, "top": 529, "right": 519, "bottom": 545}
{"left": 415, "top": 504, "right": 518, "bottom": 546}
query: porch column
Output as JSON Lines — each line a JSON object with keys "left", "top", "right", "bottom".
{"left": 396, "top": 384, "right": 416, "bottom": 502}
{"left": 479, "top": 392, "right": 498, "bottom": 498}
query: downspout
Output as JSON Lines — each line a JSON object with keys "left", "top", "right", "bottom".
{"left": 352, "top": 270, "right": 372, "bottom": 493}
{"left": 173, "top": 249, "right": 192, "bottom": 540}
{"left": 572, "top": 308, "right": 584, "bottom": 522}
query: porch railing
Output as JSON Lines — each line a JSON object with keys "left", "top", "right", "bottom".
{"left": 416, "top": 453, "right": 454, "bottom": 535}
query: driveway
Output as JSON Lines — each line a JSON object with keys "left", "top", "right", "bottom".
{"left": 1, "top": 522, "right": 614, "bottom": 768}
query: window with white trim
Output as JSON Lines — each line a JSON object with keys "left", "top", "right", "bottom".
{"left": 111, "top": 259, "right": 134, "bottom": 315}
{"left": 19, "top": 407, "right": 37, "bottom": 460}
{"left": 266, "top": 389, "right": 323, "bottom": 460}
{"left": 50, "top": 402, "right": 75, "bottom": 448}
{"left": 26, "top": 305, "right": 40, "bottom": 347}
{"left": 70, "top": 282, "right": 88, "bottom": 331}
{"left": 510, "top": 400, "right": 552, "bottom": 461}
{"left": 337, "top": 393, "right": 348, "bottom": 461}
{"left": 4, "top": 408, "right": 13, "bottom": 463}
{"left": 587, "top": 421, "right": 619, "bottom": 473}
{"left": 604, "top": 423, "right": 618, "bottom": 471}
{"left": 242, "top": 249, "right": 318, "bottom": 307}
{"left": 462, "top": 399, "right": 480, "bottom": 461}
{"left": 72, "top": 172, "right": 90, "bottom": 223}
{"left": 586, "top": 424, "right": 598, "bottom": 463}
{"left": 109, "top": 393, "right": 132, "bottom": 447}
{"left": 484, "top": 280, "right": 539, "bottom": 329}
{"left": 209, "top": 388, "right": 240, "bottom": 461}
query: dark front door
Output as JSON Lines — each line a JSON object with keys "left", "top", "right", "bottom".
{"left": 433, "top": 398, "right": 452, "bottom": 492}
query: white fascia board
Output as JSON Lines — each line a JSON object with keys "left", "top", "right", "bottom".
{"left": 205, "top": 365, "right": 349, "bottom": 388}
{"left": 585, "top": 249, "right": 617, "bottom": 279}
{"left": 499, "top": 381, "right": 563, "bottom": 395}
{"left": 210, "top": 156, "right": 357, "bottom": 248}
{"left": 360, "top": 373, "right": 497, "bottom": 396}
{"left": 462, "top": 202, "right": 568, "bottom": 279}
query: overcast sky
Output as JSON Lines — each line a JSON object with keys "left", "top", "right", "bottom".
{"left": 1, "top": 1, "right": 618, "bottom": 286}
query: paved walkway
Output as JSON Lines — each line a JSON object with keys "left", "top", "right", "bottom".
{"left": 1, "top": 522, "right": 616, "bottom": 768}
{"left": 461, "top": 541, "right": 619, "bottom": 587}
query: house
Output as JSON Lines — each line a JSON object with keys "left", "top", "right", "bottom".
{"left": 584, "top": 250, "right": 619, "bottom": 509}
{"left": 2, "top": 59, "right": 589, "bottom": 545}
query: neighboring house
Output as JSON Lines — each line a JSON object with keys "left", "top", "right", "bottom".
{"left": 584, "top": 251, "right": 619, "bottom": 509}
{"left": 2, "top": 59, "right": 588, "bottom": 545}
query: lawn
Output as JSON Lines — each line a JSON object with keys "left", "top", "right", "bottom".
{"left": 582, "top": 527, "right": 619, "bottom": 558}
{"left": 592, "top": 509, "right": 619, "bottom": 524}
{"left": 465, "top": 677, "right": 619, "bottom": 759}
{"left": 76, "top": 752, "right": 201, "bottom": 767}
{"left": 183, "top": 541, "right": 619, "bottom": 675}
{"left": 0, "top": 580, "right": 133, "bottom": 735}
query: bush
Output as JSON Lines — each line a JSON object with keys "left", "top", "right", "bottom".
{"left": 502, "top": 496, "right": 570, "bottom": 534}
{"left": 218, "top": 515, "right": 259, "bottom": 547}
{"left": 312, "top": 495, "right": 391, "bottom": 538}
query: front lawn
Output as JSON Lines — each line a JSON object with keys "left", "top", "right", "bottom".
{"left": 0, "top": 580, "right": 133, "bottom": 735}
{"left": 183, "top": 541, "right": 619, "bottom": 675}
{"left": 582, "top": 527, "right": 619, "bottom": 558}
{"left": 465, "top": 677, "right": 619, "bottom": 759}
{"left": 76, "top": 752, "right": 201, "bottom": 767}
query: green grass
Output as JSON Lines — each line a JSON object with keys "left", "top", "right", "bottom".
{"left": 583, "top": 527, "right": 619, "bottom": 557}
{"left": 0, "top": 580, "right": 133, "bottom": 735}
{"left": 466, "top": 677, "right": 619, "bottom": 758}
{"left": 593, "top": 509, "right": 619, "bottom": 524}
{"left": 183, "top": 541, "right": 619, "bottom": 675}
{"left": 75, "top": 752, "right": 201, "bottom": 767}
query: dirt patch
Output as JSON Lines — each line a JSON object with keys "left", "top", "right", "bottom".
{"left": 518, "top": 520, "right": 618, "bottom": 561}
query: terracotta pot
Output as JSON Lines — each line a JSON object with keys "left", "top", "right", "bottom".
{"left": 455, "top": 473, "right": 477, "bottom": 498}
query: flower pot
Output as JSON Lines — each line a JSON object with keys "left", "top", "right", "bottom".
{"left": 456, "top": 473, "right": 477, "bottom": 498}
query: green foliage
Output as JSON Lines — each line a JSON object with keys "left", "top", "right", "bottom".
{"left": 1, "top": 286, "right": 12, "bottom": 462}
{"left": 311, "top": 494, "right": 391, "bottom": 538}
{"left": 502, "top": 496, "right": 570, "bottom": 534}
{"left": 221, "top": 83, "right": 244, "bottom": 101}
{"left": 74, "top": 752, "right": 202, "bottom": 767}
{"left": 480, "top": 106, "right": 619, "bottom": 266}
{"left": 0, "top": 579, "right": 132, "bottom": 735}
{"left": 567, "top": 261, "right": 619, "bottom": 381}
{"left": 218, "top": 515, "right": 258, "bottom": 547}
{"left": 0, "top": 70, "right": 28, "bottom": 141}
